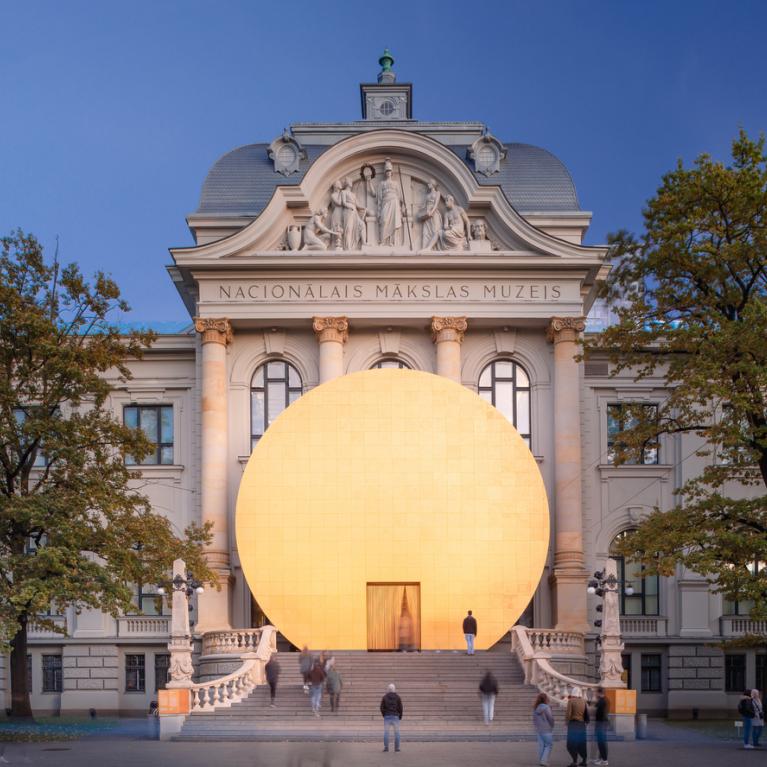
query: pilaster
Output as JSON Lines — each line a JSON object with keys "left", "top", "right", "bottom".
{"left": 431, "top": 316, "right": 467, "bottom": 382}
{"left": 313, "top": 316, "right": 348, "bottom": 383}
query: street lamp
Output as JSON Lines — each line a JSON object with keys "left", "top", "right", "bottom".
{"left": 157, "top": 570, "right": 205, "bottom": 598}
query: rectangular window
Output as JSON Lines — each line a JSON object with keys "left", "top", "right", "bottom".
{"left": 125, "top": 654, "right": 146, "bottom": 692}
{"left": 622, "top": 652, "right": 633, "bottom": 690}
{"left": 723, "top": 560, "right": 764, "bottom": 615}
{"left": 725, "top": 654, "right": 747, "bottom": 693}
{"left": 614, "top": 555, "right": 660, "bottom": 616}
{"left": 124, "top": 405, "right": 173, "bottom": 465}
{"left": 127, "top": 585, "right": 167, "bottom": 616}
{"left": 607, "top": 403, "right": 659, "bottom": 465}
{"left": 757, "top": 655, "right": 766, "bottom": 698}
{"left": 42, "top": 655, "right": 62, "bottom": 693}
{"left": 154, "top": 654, "right": 170, "bottom": 692}
{"left": 13, "top": 408, "right": 47, "bottom": 467}
{"left": 640, "top": 653, "right": 662, "bottom": 693}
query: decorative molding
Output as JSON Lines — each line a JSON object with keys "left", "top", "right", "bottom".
{"left": 312, "top": 316, "right": 349, "bottom": 344}
{"left": 194, "top": 317, "right": 233, "bottom": 346}
{"left": 263, "top": 329, "right": 286, "bottom": 356}
{"left": 378, "top": 329, "right": 401, "bottom": 356}
{"left": 431, "top": 316, "right": 468, "bottom": 344}
{"left": 267, "top": 129, "right": 307, "bottom": 176}
{"left": 468, "top": 133, "right": 507, "bottom": 177}
{"left": 546, "top": 316, "right": 586, "bottom": 343}
{"left": 493, "top": 328, "right": 517, "bottom": 355}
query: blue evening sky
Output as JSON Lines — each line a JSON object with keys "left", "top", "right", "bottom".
{"left": 1, "top": 0, "right": 766, "bottom": 322}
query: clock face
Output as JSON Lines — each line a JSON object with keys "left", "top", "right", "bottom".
{"left": 236, "top": 369, "right": 550, "bottom": 651}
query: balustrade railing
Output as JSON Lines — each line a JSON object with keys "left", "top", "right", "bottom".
{"left": 620, "top": 616, "right": 667, "bottom": 636}
{"left": 201, "top": 628, "right": 263, "bottom": 656}
{"left": 721, "top": 616, "right": 767, "bottom": 637}
{"left": 188, "top": 625, "right": 278, "bottom": 714}
{"left": 511, "top": 625, "right": 598, "bottom": 706}
{"left": 525, "top": 628, "right": 585, "bottom": 655}
{"left": 117, "top": 615, "right": 170, "bottom": 636}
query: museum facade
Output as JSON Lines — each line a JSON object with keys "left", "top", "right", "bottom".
{"left": 4, "top": 55, "right": 764, "bottom": 718}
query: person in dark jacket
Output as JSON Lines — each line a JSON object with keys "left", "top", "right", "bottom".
{"left": 298, "top": 645, "right": 313, "bottom": 693}
{"left": 462, "top": 610, "right": 477, "bottom": 655}
{"left": 593, "top": 687, "right": 609, "bottom": 765}
{"left": 565, "top": 688, "right": 589, "bottom": 767}
{"left": 265, "top": 656, "right": 280, "bottom": 707}
{"left": 479, "top": 670, "right": 499, "bottom": 725}
{"left": 380, "top": 683, "right": 403, "bottom": 752}
{"left": 325, "top": 664, "right": 343, "bottom": 713}
{"left": 308, "top": 659, "right": 326, "bottom": 717}
{"left": 739, "top": 689, "right": 756, "bottom": 749}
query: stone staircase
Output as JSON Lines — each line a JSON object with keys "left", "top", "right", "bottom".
{"left": 176, "top": 648, "right": 539, "bottom": 741}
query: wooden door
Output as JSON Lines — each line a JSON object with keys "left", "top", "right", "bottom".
{"left": 366, "top": 583, "right": 420, "bottom": 651}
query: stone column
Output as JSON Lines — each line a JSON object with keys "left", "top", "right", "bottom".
{"left": 431, "top": 316, "right": 467, "bottom": 382}
{"left": 194, "top": 317, "right": 233, "bottom": 632}
{"left": 313, "top": 316, "right": 348, "bottom": 383}
{"left": 547, "top": 317, "right": 589, "bottom": 632}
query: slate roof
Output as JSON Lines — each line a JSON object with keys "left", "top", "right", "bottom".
{"left": 195, "top": 137, "right": 580, "bottom": 217}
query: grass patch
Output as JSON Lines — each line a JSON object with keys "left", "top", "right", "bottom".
{"left": 0, "top": 716, "right": 120, "bottom": 742}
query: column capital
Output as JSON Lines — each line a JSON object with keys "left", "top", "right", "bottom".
{"left": 313, "top": 316, "right": 349, "bottom": 344}
{"left": 194, "top": 317, "right": 233, "bottom": 346}
{"left": 546, "top": 316, "right": 586, "bottom": 344}
{"left": 431, "top": 316, "right": 468, "bottom": 344}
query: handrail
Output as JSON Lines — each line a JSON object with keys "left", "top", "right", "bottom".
{"left": 511, "top": 625, "right": 598, "bottom": 706}
{"left": 525, "top": 628, "right": 585, "bottom": 655}
{"left": 201, "top": 627, "right": 263, "bottom": 656}
{"left": 189, "top": 625, "right": 278, "bottom": 713}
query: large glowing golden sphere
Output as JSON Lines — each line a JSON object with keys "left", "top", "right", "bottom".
{"left": 236, "top": 369, "right": 549, "bottom": 650}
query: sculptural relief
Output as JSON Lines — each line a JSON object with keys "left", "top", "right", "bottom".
{"left": 341, "top": 177, "right": 367, "bottom": 250}
{"left": 329, "top": 180, "right": 345, "bottom": 235}
{"left": 439, "top": 195, "right": 472, "bottom": 251}
{"left": 419, "top": 179, "right": 442, "bottom": 250}
{"left": 302, "top": 208, "right": 338, "bottom": 250}
{"left": 471, "top": 219, "right": 487, "bottom": 242}
{"left": 367, "top": 158, "right": 405, "bottom": 247}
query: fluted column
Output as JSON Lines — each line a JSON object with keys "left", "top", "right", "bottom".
{"left": 431, "top": 316, "right": 467, "bottom": 383}
{"left": 313, "top": 316, "right": 348, "bottom": 383}
{"left": 194, "top": 317, "right": 233, "bottom": 632}
{"left": 547, "top": 317, "right": 588, "bottom": 632}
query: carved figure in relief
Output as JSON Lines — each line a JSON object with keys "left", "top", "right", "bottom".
{"left": 471, "top": 219, "right": 487, "bottom": 241}
{"left": 302, "top": 208, "right": 338, "bottom": 251}
{"left": 367, "top": 158, "right": 404, "bottom": 246}
{"left": 439, "top": 196, "right": 472, "bottom": 250}
{"left": 418, "top": 179, "right": 442, "bottom": 250}
{"left": 329, "top": 180, "right": 345, "bottom": 234}
{"left": 340, "top": 177, "right": 367, "bottom": 250}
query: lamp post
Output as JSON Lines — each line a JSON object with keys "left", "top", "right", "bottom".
{"left": 587, "top": 559, "right": 630, "bottom": 687}
{"left": 161, "top": 559, "right": 204, "bottom": 688}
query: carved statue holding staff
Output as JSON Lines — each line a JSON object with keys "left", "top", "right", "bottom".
{"left": 367, "top": 158, "right": 406, "bottom": 247}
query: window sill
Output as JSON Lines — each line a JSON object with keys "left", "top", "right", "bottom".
{"left": 597, "top": 464, "right": 674, "bottom": 479}
{"left": 126, "top": 465, "right": 184, "bottom": 482}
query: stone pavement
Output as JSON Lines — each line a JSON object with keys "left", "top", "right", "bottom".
{"left": 0, "top": 723, "right": 755, "bottom": 767}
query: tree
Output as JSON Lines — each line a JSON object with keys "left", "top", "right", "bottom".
{"left": 585, "top": 130, "right": 767, "bottom": 619}
{"left": 0, "top": 231, "right": 212, "bottom": 718}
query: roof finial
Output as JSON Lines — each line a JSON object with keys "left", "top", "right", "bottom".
{"left": 377, "top": 48, "right": 396, "bottom": 84}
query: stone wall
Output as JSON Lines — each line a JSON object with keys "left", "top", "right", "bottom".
{"left": 61, "top": 645, "right": 120, "bottom": 714}
{"left": 668, "top": 645, "right": 724, "bottom": 693}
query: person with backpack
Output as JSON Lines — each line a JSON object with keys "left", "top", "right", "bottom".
{"left": 739, "top": 689, "right": 756, "bottom": 749}
{"left": 750, "top": 689, "right": 763, "bottom": 748}
{"left": 298, "top": 645, "right": 313, "bottom": 694}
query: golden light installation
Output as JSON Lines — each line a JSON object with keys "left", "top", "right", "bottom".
{"left": 236, "top": 369, "right": 549, "bottom": 650}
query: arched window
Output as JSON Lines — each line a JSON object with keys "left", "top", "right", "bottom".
{"left": 478, "top": 360, "right": 531, "bottom": 446}
{"left": 371, "top": 358, "right": 411, "bottom": 370}
{"left": 610, "top": 531, "right": 659, "bottom": 616}
{"left": 251, "top": 361, "right": 302, "bottom": 450}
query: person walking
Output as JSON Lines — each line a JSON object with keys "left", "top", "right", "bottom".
{"left": 308, "top": 658, "right": 326, "bottom": 718}
{"left": 479, "top": 670, "right": 499, "bottom": 725}
{"left": 739, "top": 689, "right": 756, "bottom": 749}
{"left": 533, "top": 692, "right": 555, "bottom": 766}
{"left": 751, "top": 689, "right": 764, "bottom": 748}
{"left": 565, "top": 687, "right": 589, "bottom": 767}
{"left": 265, "top": 655, "right": 280, "bottom": 708}
{"left": 593, "top": 687, "right": 609, "bottom": 765}
{"left": 380, "top": 683, "right": 403, "bottom": 753}
{"left": 463, "top": 610, "right": 477, "bottom": 655}
{"left": 326, "top": 664, "right": 343, "bottom": 713}
{"left": 299, "top": 645, "right": 313, "bottom": 694}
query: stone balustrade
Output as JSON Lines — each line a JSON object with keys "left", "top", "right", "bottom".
{"left": 28, "top": 615, "right": 67, "bottom": 638}
{"left": 117, "top": 615, "right": 170, "bottom": 637}
{"left": 720, "top": 616, "right": 767, "bottom": 637}
{"left": 511, "top": 625, "right": 598, "bottom": 706}
{"left": 201, "top": 628, "right": 264, "bottom": 656}
{"left": 620, "top": 616, "right": 667, "bottom": 637}
{"left": 525, "top": 628, "right": 585, "bottom": 655}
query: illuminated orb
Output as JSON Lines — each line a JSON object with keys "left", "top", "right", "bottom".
{"left": 235, "top": 369, "right": 549, "bottom": 650}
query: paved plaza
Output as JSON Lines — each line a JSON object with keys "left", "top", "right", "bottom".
{"left": 0, "top": 721, "right": 755, "bottom": 767}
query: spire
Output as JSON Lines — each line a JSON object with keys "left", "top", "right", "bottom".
{"left": 377, "top": 48, "right": 396, "bottom": 84}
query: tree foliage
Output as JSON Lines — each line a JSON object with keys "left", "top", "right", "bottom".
{"left": 585, "top": 130, "right": 767, "bottom": 617}
{"left": 0, "top": 231, "right": 212, "bottom": 717}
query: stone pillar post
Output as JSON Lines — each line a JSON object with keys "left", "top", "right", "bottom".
{"left": 313, "top": 316, "right": 348, "bottom": 383}
{"left": 547, "top": 317, "right": 588, "bottom": 632}
{"left": 431, "top": 316, "right": 467, "bottom": 382}
{"left": 166, "top": 558, "right": 194, "bottom": 689}
{"left": 194, "top": 317, "right": 233, "bottom": 632}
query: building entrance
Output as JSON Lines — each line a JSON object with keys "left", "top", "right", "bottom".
{"left": 366, "top": 583, "right": 421, "bottom": 651}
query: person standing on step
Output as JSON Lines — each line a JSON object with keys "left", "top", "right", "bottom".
{"left": 532, "top": 692, "right": 555, "bottom": 766}
{"left": 565, "top": 687, "right": 589, "bottom": 767}
{"left": 299, "top": 645, "right": 313, "bottom": 694}
{"left": 326, "top": 663, "right": 343, "bottom": 713}
{"left": 751, "top": 689, "right": 764, "bottom": 748}
{"left": 463, "top": 610, "right": 477, "bottom": 655}
{"left": 739, "top": 688, "right": 756, "bottom": 749}
{"left": 265, "top": 655, "right": 280, "bottom": 708}
{"left": 593, "top": 686, "right": 609, "bottom": 765}
{"left": 478, "top": 669, "right": 499, "bottom": 725}
{"left": 380, "top": 683, "right": 403, "bottom": 753}
{"left": 308, "top": 658, "right": 326, "bottom": 718}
